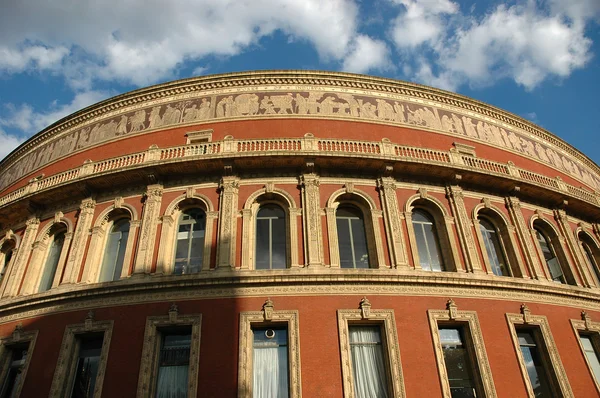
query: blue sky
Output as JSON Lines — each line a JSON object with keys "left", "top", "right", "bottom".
{"left": 1, "top": 0, "right": 599, "bottom": 165}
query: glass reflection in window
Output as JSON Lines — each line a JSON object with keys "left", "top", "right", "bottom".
{"left": 535, "top": 229, "right": 565, "bottom": 283}
{"left": 412, "top": 210, "right": 444, "bottom": 271}
{"left": 70, "top": 334, "right": 103, "bottom": 398}
{"left": 517, "top": 330, "right": 554, "bottom": 397}
{"left": 174, "top": 209, "right": 205, "bottom": 275}
{"left": 479, "top": 218, "right": 509, "bottom": 276}
{"left": 336, "top": 206, "right": 369, "bottom": 269}
{"left": 99, "top": 219, "right": 130, "bottom": 282}
{"left": 579, "top": 334, "right": 600, "bottom": 384}
{"left": 156, "top": 330, "right": 191, "bottom": 398}
{"left": 255, "top": 205, "right": 287, "bottom": 270}
{"left": 253, "top": 326, "right": 289, "bottom": 397}
{"left": 581, "top": 239, "right": 600, "bottom": 287}
{"left": 439, "top": 328, "right": 476, "bottom": 398}
{"left": 0, "top": 343, "right": 29, "bottom": 398}
{"left": 39, "top": 231, "right": 65, "bottom": 292}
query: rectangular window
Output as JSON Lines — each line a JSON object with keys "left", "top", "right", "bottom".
{"left": 70, "top": 334, "right": 104, "bottom": 398}
{"left": 156, "top": 328, "right": 192, "bottom": 398}
{"left": 516, "top": 329, "right": 555, "bottom": 397}
{"left": 348, "top": 325, "right": 389, "bottom": 398}
{"left": 252, "top": 326, "right": 289, "bottom": 397}
{"left": 579, "top": 334, "right": 600, "bottom": 384}
{"left": 439, "top": 327, "right": 477, "bottom": 397}
{"left": 0, "top": 342, "right": 30, "bottom": 398}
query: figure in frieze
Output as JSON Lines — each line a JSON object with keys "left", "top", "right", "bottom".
{"left": 488, "top": 124, "right": 504, "bottom": 146}
{"left": 76, "top": 127, "right": 91, "bottom": 149}
{"left": 406, "top": 106, "right": 424, "bottom": 125}
{"left": 441, "top": 114, "right": 454, "bottom": 132}
{"left": 507, "top": 131, "right": 523, "bottom": 152}
{"left": 499, "top": 128, "right": 511, "bottom": 148}
{"left": 148, "top": 106, "right": 163, "bottom": 129}
{"left": 270, "top": 94, "right": 294, "bottom": 114}
{"left": 294, "top": 94, "right": 308, "bottom": 114}
{"left": 116, "top": 115, "right": 129, "bottom": 135}
{"left": 99, "top": 120, "right": 117, "bottom": 141}
{"left": 535, "top": 142, "right": 550, "bottom": 162}
{"left": 338, "top": 93, "right": 360, "bottom": 117}
{"left": 393, "top": 102, "right": 405, "bottom": 123}
{"left": 520, "top": 138, "right": 537, "bottom": 158}
{"left": 260, "top": 96, "right": 276, "bottom": 114}
{"left": 163, "top": 104, "right": 182, "bottom": 125}
{"left": 234, "top": 94, "right": 259, "bottom": 115}
{"left": 306, "top": 92, "right": 324, "bottom": 114}
{"left": 421, "top": 107, "right": 442, "bottom": 130}
{"left": 461, "top": 116, "right": 478, "bottom": 138}
{"left": 359, "top": 100, "right": 377, "bottom": 119}
{"left": 376, "top": 99, "right": 395, "bottom": 121}
{"left": 198, "top": 98, "right": 211, "bottom": 120}
{"left": 183, "top": 105, "right": 200, "bottom": 122}
{"left": 224, "top": 96, "right": 237, "bottom": 117}
{"left": 546, "top": 147, "right": 563, "bottom": 169}
{"left": 562, "top": 156, "right": 582, "bottom": 178}
{"left": 129, "top": 110, "right": 147, "bottom": 132}
{"left": 451, "top": 114, "right": 465, "bottom": 135}
{"left": 319, "top": 96, "right": 339, "bottom": 115}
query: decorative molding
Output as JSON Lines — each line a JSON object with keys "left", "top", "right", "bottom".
{"left": 300, "top": 174, "right": 324, "bottom": 267}
{"left": 216, "top": 176, "right": 240, "bottom": 269}
{"left": 446, "top": 185, "right": 482, "bottom": 273}
{"left": 378, "top": 177, "right": 409, "bottom": 268}
{"left": 134, "top": 184, "right": 163, "bottom": 274}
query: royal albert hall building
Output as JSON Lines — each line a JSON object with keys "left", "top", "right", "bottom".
{"left": 0, "top": 70, "right": 600, "bottom": 398}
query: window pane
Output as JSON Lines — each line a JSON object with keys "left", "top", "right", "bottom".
{"left": 337, "top": 218, "right": 354, "bottom": 269}
{"left": 414, "top": 225, "right": 432, "bottom": 271}
{"left": 580, "top": 335, "right": 600, "bottom": 383}
{"left": 479, "top": 219, "right": 508, "bottom": 277}
{"left": 349, "top": 326, "right": 389, "bottom": 398}
{"left": 423, "top": 222, "right": 443, "bottom": 272}
{"left": 0, "top": 343, "right": 29, "bottom": 398}
{"left": 439, "top": 328, "right": 476, "bottom": 398}
{"left": 255, "top": 218, "right": 271, "bottom": 270}
{"left": 253, "top": 327, "right": 288, "bottom": 398}
{"left": 517, "top": 330, "right": 553, "bottom": 397}
{"left": 535, "top": 229, "right": 564, "bottom": 283}
{"left": 174, "top": 209, "right": 205, "bottom": 275}
{"left": 413, "top": 210, "right": 444, "bottom": 272}
{"left": 271, "top": 217, "right": 286, "bottom": 269}
{"left": 39, "top": 232, "right": 65, "bottom": 292}
{"left": 156, "top": 331, "right": 191, "bottom": 398}
{"left": 350, "top": 219, "right": 369, "bottom": 269}
{"left": 582, "top": 242, "right": 600, "bottom": 287}
{"left": 70, "top": 335, "right": 103, "bottom": 398}
{"left": 337, "top": 206, "right": 369, "bottom": 269}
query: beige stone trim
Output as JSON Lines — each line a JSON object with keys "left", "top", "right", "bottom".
{"left": 531, "top": 215, "right": 578, "bottom": 285}
{"left": 49, "top": 315, "right": 113, "bottom": 398}
{"left": 240, "top": 186, "right": 299, "bottom": 269}
{"left": 446, "top": 185, "right": 482, "bottom": 273}
{"left": 21, "top": 219, "right": 73, "bottom": 295}
{"left": 571, "top": 311, "right": 600, "bottom": 393}
{"left": 136, "top": 306, "right": 201, "bottom": 398}
{"left": 62, "top": 198, "right": 96, "bottom": 284}
{"left": 2, "top": 218, "right": 39, "bottom": 297}
{"left": 156, "top": 193, "right": 215, "bottom": 274}
{"left": 0, "top": 327, "right": 38, "bottom": 398}
{"left": 300, "top": 174, "right": 324, "bottom": 267}
{"left": 216, "top": 177, "right": 240, "bottom": 269}
{"left": 554, "top": 209, "right": 595, "bottom": 287}
{"left": 506, "top": 306, "right": 574, "bottom": 397}
{"left": 337, "top": 298, "right": 405, "bottom": 398}
{"left": 134, "top": 184, "right": 163, "bottom": 274}
{"left": 238, "top": 299, "right": 301, "bottom": 398}
{"left": 574, "top": 228, "right": 600, "bottom": 288}
{"left": 428, "top": 300, "right": 497, "bottom": 398}
{"left": 378, "top": 177, "right": 409, "bottom": 269}
{"left": 0, "top": 232, "right": 20, "bottom": 297}
{"left": 505, "top": 197, "right": 544, "bottom": 280}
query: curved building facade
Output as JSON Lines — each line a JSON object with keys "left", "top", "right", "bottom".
{"left": 0, "top": 71, "right": 599, "bottom": 397}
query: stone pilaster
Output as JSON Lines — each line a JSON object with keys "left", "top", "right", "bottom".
{"left": 216, "top": 177, "right": 240, "bottom": 269}
{"left": 2, "top": 217, "right": 39, "bottom": 297}
{"left": 133, "top": 184, "right": 163, "bottom": 274}
{"left": 505, "top": 197, "right": 544, "bottom": 280}
{"left": 62, "top": 198, "right": 96, "bottom": 284}
{"left": 325, "top": 207, "right": 339, "bottom": 267}
{"left": 377, "top": 177, "right": 409, "bottom": 269}
{"left": 301, "top": 174, "right": 324, "bottom": 266}
{"left": 554, "top": 209, "right": 593, "bottom": 287}
{"left": 446, "top": 185, "right": 482, "bottom": 273}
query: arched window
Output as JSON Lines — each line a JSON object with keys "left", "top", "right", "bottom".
{"left": 478, "top": 218, "right": 510, "bottom": 276}
{"left": 174, "top": 208, "right": 206, "bottom": 275}
{"left": 533, "top": 223, "right": 574, "bottom": 285}
{"left": 255, "top": 204, "right": 287, "bottom": 269}
{"left": 336, "top": 205, "right": 369, "bottom": 268}
{"left": 99, "top": 219, "right": 130, "bottom": 282}
{"left": 39, "top": 230, "right": 66, "bottom": 292}
{"left": 0, "top": 241, "right": 15, "bottom": 283}
{"left": 412, "top": 209, "right": 444, "bottom": 271}
{"left": 579, "top": 232, "right": 600, "bottom": 286}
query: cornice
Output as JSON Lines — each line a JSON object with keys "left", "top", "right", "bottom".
{"left": 1, "top": 70, "right": 598, "bottom": 188}
{"left": 0, "top": 270, "right": 599, "bottom": 324}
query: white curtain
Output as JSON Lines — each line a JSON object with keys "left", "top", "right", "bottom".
{"left": 156, "top": 365, "right": 188, "bottom": 398}
{"left": 253, "top": 345, "right": 288, "bottom": 398}
{"left": 350, "top": 327, "right": 389, "bottom": 398}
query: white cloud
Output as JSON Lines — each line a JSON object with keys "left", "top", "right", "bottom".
{"left": 342, "top": 35, "right": 391, "bottom": 74}
{"left": 0, "top": 127, "right": 25, "bottom": 162}
{"left": 0, "top": 0, "right": 359, "bottom": 87}
{"left": 390, "top": 0, "right": 458, "bottom": 48}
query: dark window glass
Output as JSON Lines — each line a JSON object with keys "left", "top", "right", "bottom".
{"left": 70, "top": 334, "right": 103, "bottom": 398}
{"left": 412, "top": 210, "right": 444, "bottom": 271}
{"left": 156, "top": 330, "right": 191, "bottom": 398}
{"left": 0, "top": 343, "right": 29, "bottom": 398}
{"left": 535, "top": 229, "right": 565, "bottom": 283}
{"left": 336, "top": 206, "right": 369, "bottom": 269}
{"left": 253, "top": 326, "right": 288, "bottom": 397}
{"left": 581, "top": 240, "right": 600, "bottom": 287}
{"left": 349, "top": 325, "right": 389, "bottom": 398}
{"left": 174, "top": 209, "right": 205, "bottom": 275}
{"left": 255, "top": 205, "right": 287, "bottom": 270}
{"left": 517, "top": 330, "right": 554, "bottom": 397}
{"left": 39, "top": 231, "right": 65, "bottom": 292}
{"left": 479, "top": 218, "right": 509, "bottom": 276}
{"left": 99, "top": 219, "right": 130, "bottom": 282}
{"left": 0, "top": 249, "right": 13, "bottom": 283}
{"left": 439, "top": 328, "right": 477, "bottom": 398}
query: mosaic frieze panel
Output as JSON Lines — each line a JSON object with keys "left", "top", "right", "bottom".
{"left": 1, "top": 89, "right": 598, "bottom": 192}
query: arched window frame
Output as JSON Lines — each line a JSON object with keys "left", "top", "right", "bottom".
{"left": 472, "top": 204, "right": 525, "bottom": 278}
{"left": 405, "top": 194, "right": 460, "bottom": 272}
{"left": 22, "top": 217, "right": 73, "bottom": 295}
{"left": 241, "top": 187, "right": 299, "bottom": 270}
{"left": 531, "top": 217, "right": 577, "bottom": 285}
{"left": 157, "top": 193, "right": 215, "bottom": 274}
{"left": 325, "top": 187, "right": 385, "bottom": 269}
{"left": 0, "top": 232, "right": 19, "bottom": 294}
{"left": 81, "top": 203, "right": 138, "bottom": 284}
{"left": 577, "top": 229, "right": 600, "bottom": 288}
